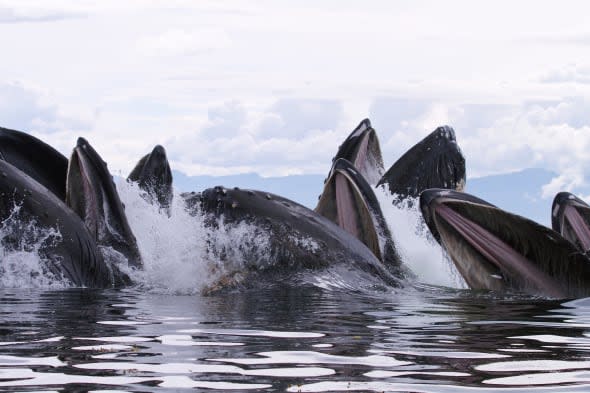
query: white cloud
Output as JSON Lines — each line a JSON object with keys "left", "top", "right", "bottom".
{"left": 524, "top": 97, "right": 590, "bottom": 128}
{"left": 541, "top": 171, "right": 586, "bottom": 199}
{"left": 365, "top": 95, "right": 590, "bottom": 201}
{"left": 163, "top": 98, "right": 345, "bottom": 177}
{"left": 528, "top": 31, "right": 590, "bottom": 46}
{"left": 0, "top": 1, "right": 590, "bottom": 193}
{"left": 255, "top": 99, "right": 342, "bottom": 138}
{"left": 540, "top": 64, "right": 590, "bottom": 84}
{"left": 456, "top": 98, "right": 590, "bottom": 199}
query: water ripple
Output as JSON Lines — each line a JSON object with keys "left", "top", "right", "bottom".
{"left": 0, "top": 288, "right": 589, "bottom": 391}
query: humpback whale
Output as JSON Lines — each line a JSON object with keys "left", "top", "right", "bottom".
{"left": 332, "top": 119, "right": 385, "bottom": 185}
{"left": 315, "top": 158, "right": 405, "bottom": 276}
{"left": 128, "top": 145, "right": 173, "bottom": 212}
{"left": 420, "top": 188, "right": 590, "bottom": 298}
{"left": 187, "top": 186, "right": 403, "bottom": 289}
{"left": 0, "top": 159, "right": 120, "bottom": 287}
{"left": 66, "top": 138, "right": 142, "bottom": 268}
{"left": 0, "top": 121, "right": 468, "bottom": 291}
{"left": 315, "top": 120, "right": 467, "bottom": 279}
{"left": 378, "top": 126, "right": 466, "bottom": 200}
{"left": 552, "top": 192, "right": 590, "bottom": 254}
{"left": 0, "top": 127, "right": 68, "bottom": 200}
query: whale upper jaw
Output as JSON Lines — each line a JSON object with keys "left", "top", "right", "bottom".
{"left": 332, "top": 119, "right": 385, "bottom": 185}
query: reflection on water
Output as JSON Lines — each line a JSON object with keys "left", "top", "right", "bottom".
{"left": 1, "top": 286, "right": 590, "bottom": 392}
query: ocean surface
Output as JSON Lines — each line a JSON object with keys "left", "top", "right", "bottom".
{"left": 1, "top": 183, "right": 590, "bottom": 392}
{"left": 3, "top": 286, "right": 590, "bottom": 392}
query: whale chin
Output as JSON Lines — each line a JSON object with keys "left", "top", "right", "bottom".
{"left": 379, "top": 126, "right": 466, "bottom": 200}
{"left": 128, "top": 144, "right": 173, "bottom": 213}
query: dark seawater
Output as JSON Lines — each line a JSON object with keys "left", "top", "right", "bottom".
{"left": 2, "top": 285, "right": 590, "bottom": 392}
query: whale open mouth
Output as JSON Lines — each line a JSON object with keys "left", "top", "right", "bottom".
{"left": 420, "top": 189, "right": 567, "bottom": 297}
{"left": 562, "top": 204, "right": 590, "bottom": 251}
{"left": 66, "top": 139, "right": 101, "bottom": 238}
{"left": 316, "top": 159, "right": 382, "bottom": 261}
{"left": 552, "top": 192, "right": 590, "bottom": 253}
{"left": 66, "top": 138, "right": 142, "bottom": 268}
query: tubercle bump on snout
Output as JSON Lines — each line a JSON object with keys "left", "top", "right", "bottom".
{"left": 203, "top": 186, "right": 277, "bottom": 217}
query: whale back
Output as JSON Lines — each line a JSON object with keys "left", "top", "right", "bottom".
{"left": 0, "top": 127, "right": 68, "bottom": 200}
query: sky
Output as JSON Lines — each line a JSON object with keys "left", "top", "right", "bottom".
{"left": 1, "top": 1, "right": 590, "bottom": 202}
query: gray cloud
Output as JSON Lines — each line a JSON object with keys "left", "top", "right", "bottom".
{"left": 448, "top": 104, "right": 516, "bottom": 134}
{"left": 199, "top": 100, "right": 247, "bottom": 139}
{"left": 0, "top": 6, "right": 83, "bottom": 23}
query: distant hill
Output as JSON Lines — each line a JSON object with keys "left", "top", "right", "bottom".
{"left": 172, "top": 168, "right": 573, "bottom": 226}
{"left": 467, "top": 168, "right": 557, "bottom": 225}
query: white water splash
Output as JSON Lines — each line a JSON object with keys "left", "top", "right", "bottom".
{"left": 117, "top": 180, "right": 271, "bottom": 294}
{"left": 0, "top": 204, "right": 69, "bottom": 289}
{"left": 0, "top": 179, "right": 279, "bottom": 293}
{"left": 117, "top": 181, "right": 212, "bottom": 294}
{"left": 375, "top": 187, "right": 466, "bottom": 289}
